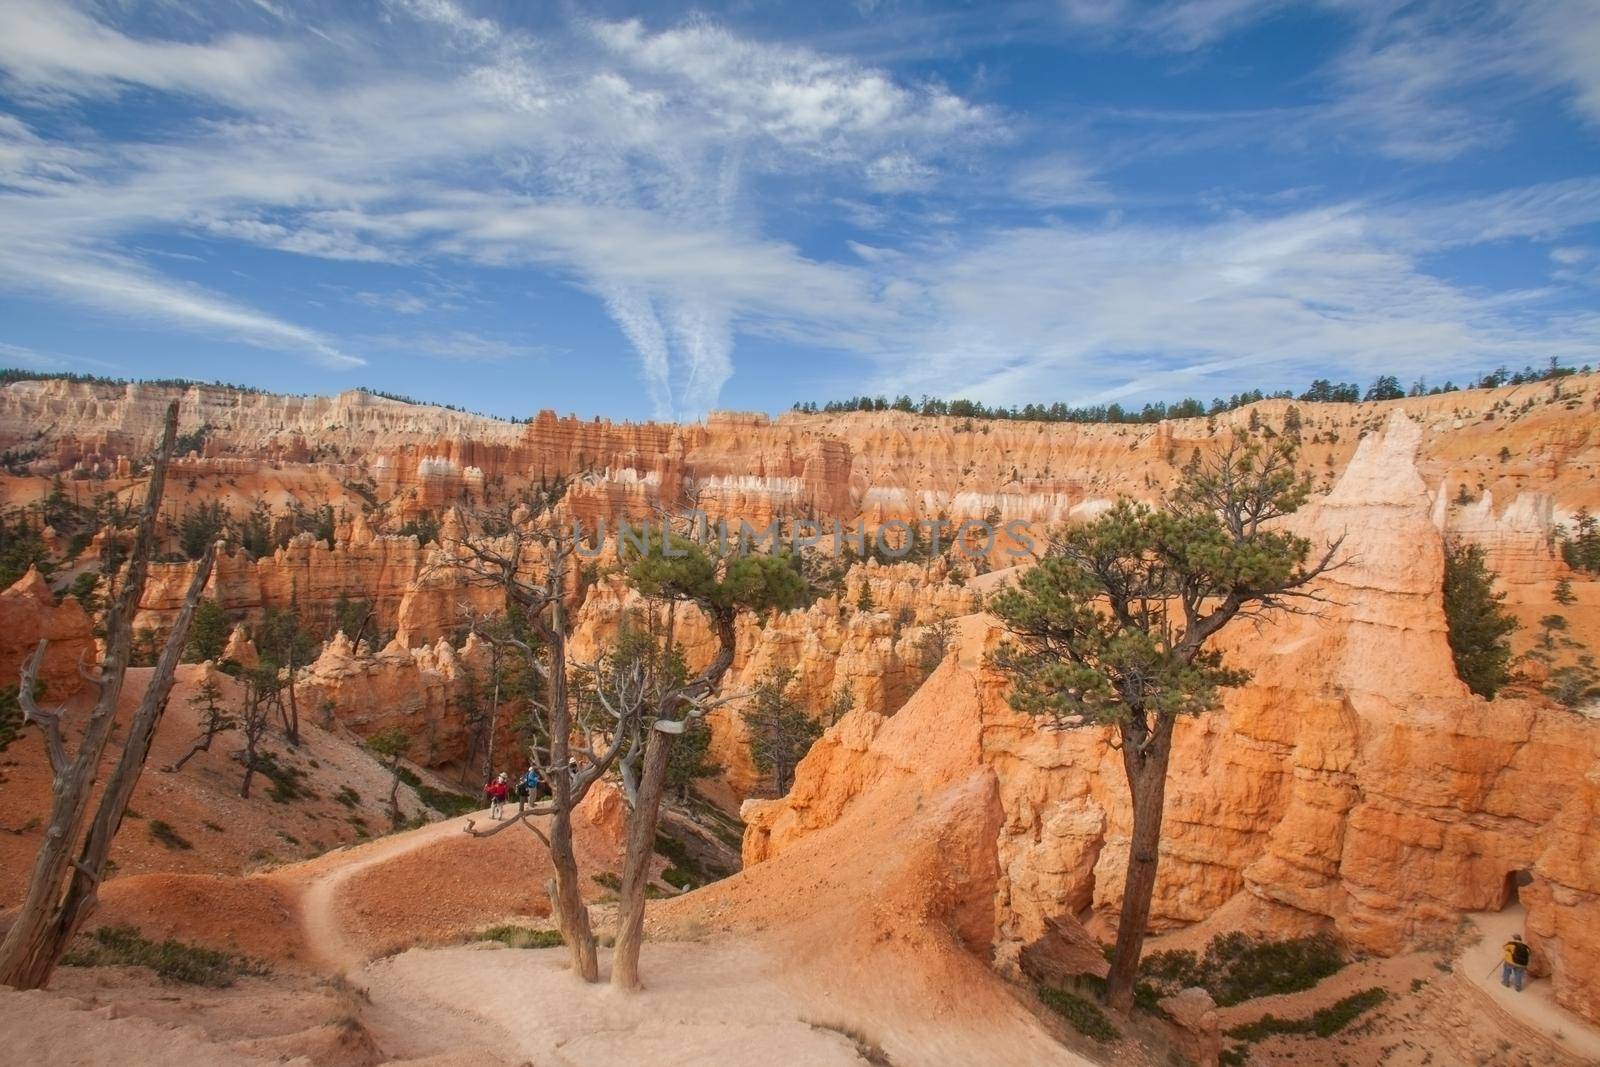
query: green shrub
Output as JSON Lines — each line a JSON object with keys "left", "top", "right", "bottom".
{"left": 63, "top": 925, "right": 265, "bottom": 986}
{"left": 417, "top": 782, "right": 477, "bottom": 817}
{"left": 1038, "top": 986, "right": 1121, "bottom": 1042}
{"left": 253, "top": 752, "right": 316, "bottom": 803}
{"left": 148, "top": 819, "right": 193, "bottom": 851}
{"left": 472, "top": 925, "right": 564, "bottom": 949}
{"left": 1225, "top": 986, "right": 1387, "bottom": 1042}
{"left": 335, "top": 786, "right": 361, "bottom": 808}
{"left": 1139, "top": 932, "right": 1345, "bottom": 1006}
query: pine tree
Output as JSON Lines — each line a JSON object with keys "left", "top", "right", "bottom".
{"left": 367, "top": 726, "right": 412, "bottom": 826}
{"left": 1442, "top": 540, "right": 1519, "bottom": 699}
{"left": 989, "top": 436, "right": 1339, "bottom": 1011}
{"left": 856, "top": 580, "right": 876, "bottom": 613}
{"left": 183, "top": 599, "right": 229, "bottom": 663}
{"left": 743, "top": 668, "right": 823, "bottom": 796}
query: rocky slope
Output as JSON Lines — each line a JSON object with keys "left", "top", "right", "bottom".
{"left": 745, "top": 413, "right": 1600, "bottom": 1022}
{"left": 2, "top": 373, "right": 1598, "bottom": 1030}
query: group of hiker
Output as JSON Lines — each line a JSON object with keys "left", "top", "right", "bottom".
{"left": 483, "top": 758, "right": 582, "bottom": 820}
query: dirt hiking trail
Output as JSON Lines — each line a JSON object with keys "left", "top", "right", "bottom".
{"left": 299, "top": 811, "right": 482, "bottom": 974}
{"left": 1458, "top": 904, "right": 1600, "bottom": 1062}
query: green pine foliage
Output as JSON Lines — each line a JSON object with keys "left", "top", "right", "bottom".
{"left": 743, "top": 667, "right": 823, "bottom": 796}
{"left": 1442, "top": 540, "right": 1519, "bottom": 699}
{"left": 183, "top": 599, "right": 229, "bottom": 663}
{"left": 1562, "top": 508, "right": 1600, "bottom": 574}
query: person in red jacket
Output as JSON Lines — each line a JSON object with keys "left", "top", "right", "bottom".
{"left": 486, "top": 773, "right": 510, "bottom": 820}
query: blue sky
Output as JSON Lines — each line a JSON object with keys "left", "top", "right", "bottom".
{"left": 0, "top": 0, "right": 1598, "bottom": 422}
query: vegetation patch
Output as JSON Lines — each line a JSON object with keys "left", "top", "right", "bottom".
{"left": 472, "top": 925, "right": 564, "bottom": 949}
{"left": 806, "top": 1020, "right": 893, "bottom": 1065}
{"left": 334, "top": 785, "right": 361, "bottom": 808}
{"left": 1139, "top": 932, "right": 1346, "bottom": 1006}
{"left": 254, "top": 752, "right": 317, "bottom": 804}
{"left": 416, "top": 781, "right": 478, "bottom": 817}
{"left": 148, "top": 819, "right": 193, "bottom": 851}
{"left": 0, "top": 685, "right": 28, "bottom": 754}
{"left": 63, "top": 925, "right": 266, "bottom": 987}
{"left": 1225, "top": 987, "right": 1388, "bottom": 1043}
{"left": 653, "top": 827, "right": 733, "bottom": 890}
{"left": 1038, "top": 986, "right": 1122, "bottom": 1042}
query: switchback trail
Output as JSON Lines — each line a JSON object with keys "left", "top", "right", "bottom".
{"left": 297, "top": 810, "right": 486, "bottom": 974}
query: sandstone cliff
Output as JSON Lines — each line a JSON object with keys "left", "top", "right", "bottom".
{"left": 0, "top": 566, "right": 94, "bottom": 701}
{"left": 745, "top": 413, "right": 1600, "bottom": 1022}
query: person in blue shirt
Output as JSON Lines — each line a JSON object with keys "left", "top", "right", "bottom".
{"left": 518, "top": 764, "right": 541, "bottom": 812}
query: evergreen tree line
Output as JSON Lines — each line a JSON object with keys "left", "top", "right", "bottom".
{"left": 794, "top": 358, "right": 1586, "bottom": 426}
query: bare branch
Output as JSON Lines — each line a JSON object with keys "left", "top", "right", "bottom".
{"left": 17, "top": 641, "right": 67, "bottom": 777}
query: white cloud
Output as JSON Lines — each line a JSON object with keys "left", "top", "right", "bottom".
{"left": 1008, "top": 154, "right": 1113, "bottom": 207}
{"left": 0, "top": 0, "right": 286, "bottom": 102}
{"left": 855, "top": 185, "right": 1600, "bottom": 403}
{"left": 364, "top": 329, "right": 540, "bottom": 362}
{"left": 0, "top": 0, "right": 1595, "bottom": 415}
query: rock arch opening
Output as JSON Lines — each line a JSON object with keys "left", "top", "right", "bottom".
{"left": 1502, "top": 868, "right": 1534, "bottom": 909}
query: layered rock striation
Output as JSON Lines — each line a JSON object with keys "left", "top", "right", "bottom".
{"left": 746, "top": 414, "right": 1600, "bottom": 1021}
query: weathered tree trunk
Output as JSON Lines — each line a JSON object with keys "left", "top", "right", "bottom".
{"left": 0, "top": 402, "right": 186, "bottom": 991}
{"left": 283, "top": 644, "right": 300, "bottom": 747}
{"left": 541, "top": 581, "right": 599, "bottom": 982}
{"left": 387, "top": 763, "right": 402, "bottom": 826}
{"left": 1104, "top": 721, "right": 1174, "bottom": 1013}
{"left": 168, "top": 732, "right": 213, "bottom": 772}
{"left": 612, "top": 720, "right": 678, "bottom": 991}
{"left": 48, "top": 550, "right": 216, "bottom": 966}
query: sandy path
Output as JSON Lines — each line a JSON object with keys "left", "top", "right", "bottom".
{"left": 365, "top": 940, "right": 873, "bottom": 1067}
{"left": 299, "top": 810, "right": 486, "bottom": 974}
{"left": 1458, "top": 905, "right": 1600, "bottom": 1062}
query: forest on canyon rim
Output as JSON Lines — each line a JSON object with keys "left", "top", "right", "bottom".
{"left": 0, "top": 371, "right": 1597, "bottom": 1066}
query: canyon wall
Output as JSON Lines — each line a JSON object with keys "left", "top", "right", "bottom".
{"left": 3, "top": 375, "right": 1598, "bottom": 1018}
{"left": 0, "top": 567, "right": 94, "bottom": 701}
{"left": 744, "top": 413, "right": 1600, "bottom": 1021}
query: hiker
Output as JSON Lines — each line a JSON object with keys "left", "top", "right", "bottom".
{"left": 1502, "top": 933, "right": 1531, "bottom": 992}
{"left": 486, "top": 772, "right": 510, "bottom": 820}
{"left": 518, "top": 764, "right": 541, "bottom": 812}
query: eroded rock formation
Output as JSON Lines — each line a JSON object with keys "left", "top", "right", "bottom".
{"left": 746, "top": 414, "right": 1600, "bottom": 1021}
{"left": 0, "top": 567, "right": 94, "bottom": 700}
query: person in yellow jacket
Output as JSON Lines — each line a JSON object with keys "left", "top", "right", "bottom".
{"left": 1502, "top": 933, "right": 1530, "bottom": 992}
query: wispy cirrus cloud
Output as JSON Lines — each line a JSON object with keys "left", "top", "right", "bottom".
{"left": 0, "top": 0, "right": 1595, "bottom": 418}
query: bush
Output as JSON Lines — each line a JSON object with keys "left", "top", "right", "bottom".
{"left": 416, "top": 781, "right": 478, "bottom": 817}
{"left": 1225, "top": 987, "right": 1388, "bottom": 1042}
{"left": 148, "top": 819, "right": 193, "bottom": 851}
{"left": 253, "top": 752, "right": 316, "bottom": 803}
{"left": 472, "top": 925, "right": 564, "bottom": 949}
{"left": 63, "top": 925, "right": 266, "bottom": 986}
{"left": 1139, "top": 932, "right": 1346, "bottom": 1006}
{"left": 335, "top": 785, "right": 361, "bottom": 808}
{"left": 1038, "top": 986, "right": 1121, "bottom": 1042}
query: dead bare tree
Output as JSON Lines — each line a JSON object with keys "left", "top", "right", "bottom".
{"left": 0, "top": 402, "right": 216, "bottom": 990}
{"left": 600, "top": 533, "right": 806, "bottom": 991}
{"left": 445, "top": 500, "right": 632, "bottom": 984}
{"left": 236, "top": 669, "right": 277, "bottom": 799}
